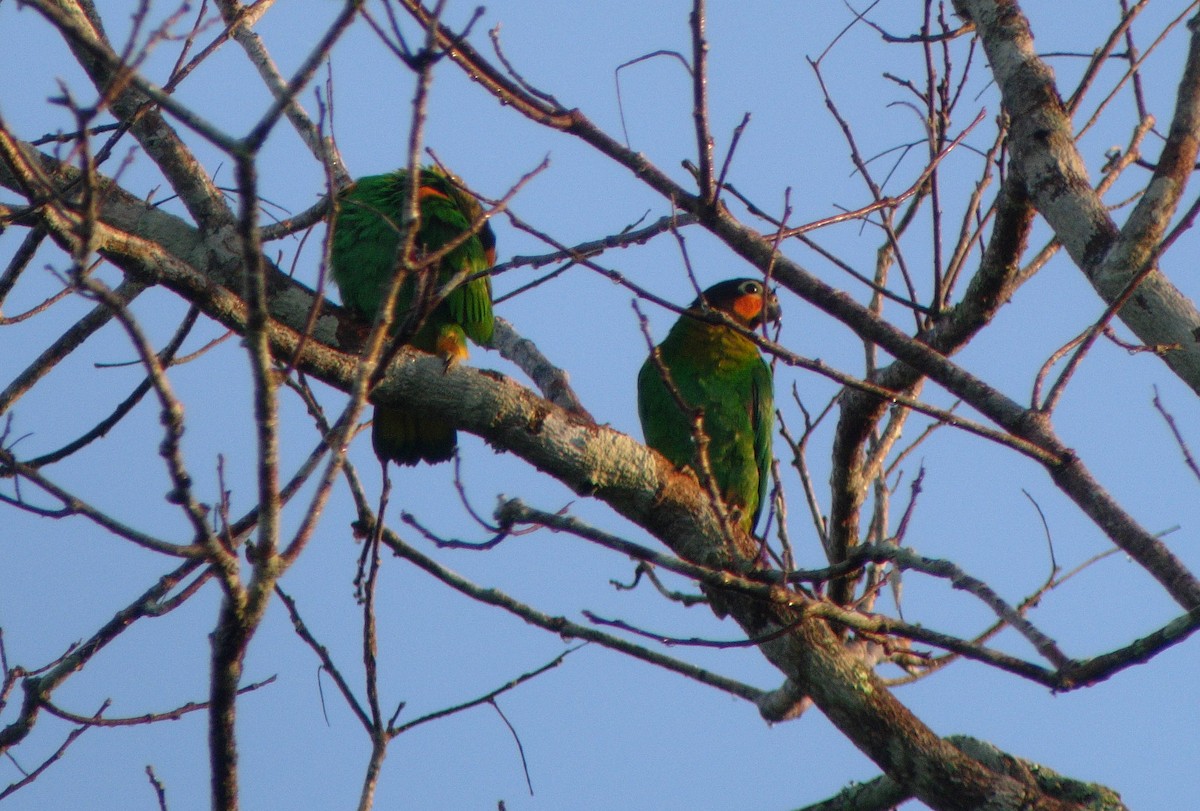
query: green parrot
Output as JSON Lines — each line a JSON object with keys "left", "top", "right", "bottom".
{"left": 331, "top": 166, "right": 495, "bottom": 466}
{"left": 637, "top": 278, "right": 780, "bottom": 533}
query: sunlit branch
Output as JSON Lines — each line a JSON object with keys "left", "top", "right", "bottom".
{"left": 0, "top": 704, "right": 97, "bottom": 801}
{"left": 1152, "top": 386, "right": 1200, "bottom": 484}
{"left": 0, "top": 276, "right": 146, "bottom": 414}
{"left": 213, "top": 0, "right": 350, "bottom": 184}
{"left": 379, "top": 520, "right": 765, "bottom": 704}
{"left": 1063, "top": 0, "right": 1149, "bottom": 114}
{"left": 0, "top": 227, "right": 47, "bottom": 310}
{"left": 21, "top": 305, "right": 199, "bottom": 469}
{"left": 491, "top": 212, "right": 698, "bottom": 280}
{"left": 0, "top": 558, "right": 205, "bottom": 754}
{"left": 391, "top": 646, "right": 581, "bottom": 735}
{"left": 23, "top": 0, "right": 241, "bottom": 225}
{"left": 274, "top": 585, "right": 371, "bottom": 731}
{"left": 612, "top": 561, "right": 708, "bottom": 607}
{"left": 39, "top": 677, "right": 276, "bottom": 728}
{"left": 1074, "top": 3, "right": 1197, "bottom": 138}
{"left": 491, "top": 318, "right": 592, "bottom": 419}
{"left": 688, "top": 0, "right": 715, "bottom": 202}
{"left": 397, "top": 0, "right": 1200, "bottom": 620}
{"left": 0, "top": 447, "right": 200, "bottom": 556}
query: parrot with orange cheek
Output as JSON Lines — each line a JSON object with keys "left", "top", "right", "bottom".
{"left": 637, "top": 278, "right": 780, "bottom": 532}
{"left": 331, "top": 166, "right": 494, "bottom": 466}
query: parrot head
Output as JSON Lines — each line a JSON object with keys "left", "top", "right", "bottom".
{"left": 422, "top": 166, "right": 497, "bottom": 267}
{"left": 691, "top": 278, "right": 781, "bottom": 329}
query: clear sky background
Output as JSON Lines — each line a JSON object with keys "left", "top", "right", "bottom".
{"left": 2, "top": 2, "right": 1199, "bottom": 809}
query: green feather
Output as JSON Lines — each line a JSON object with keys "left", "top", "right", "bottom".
{"left": 637, "top": 279, "right": 778, "bottom": 532}
{"left": 330, "top": 166, "right": 495, "bottom": 466}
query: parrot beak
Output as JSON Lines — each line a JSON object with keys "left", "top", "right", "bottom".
{"left": 762, "top": 288, "right": 782, "bottom": 325}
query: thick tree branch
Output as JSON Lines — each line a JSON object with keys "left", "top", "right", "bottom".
{"left": 1, "top": 23, "right": 1162, "bottom": 807}
{"left": 25, "top": 0, "right": 237, "bottom": 230}
{"left": 393, "top": 0, "right": 1200, "bottom": 619}
{"left": 954, "top": 0, "right": 1200, "bottom": 394}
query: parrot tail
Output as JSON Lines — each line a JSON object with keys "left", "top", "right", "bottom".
{"left": 372, "top": 405, "right": 456, "bottom": 466}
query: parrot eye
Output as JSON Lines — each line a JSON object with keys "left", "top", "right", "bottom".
{"left": 740, "top": 281, "right": 762, "bottom": 295}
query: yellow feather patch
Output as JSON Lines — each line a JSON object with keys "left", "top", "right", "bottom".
{"left": 436, "top": 326, "right": 470, "bottom": 363}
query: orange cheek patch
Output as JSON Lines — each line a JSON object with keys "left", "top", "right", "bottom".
{"left": 733, "top": 294, "right": 763, "bottom": 322}
{"left": 418, "top": 185, "right": 451, "bottom": 203}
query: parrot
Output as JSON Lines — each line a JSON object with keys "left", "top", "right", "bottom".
{"left": 330, "top": 166, "right": 495, "bottom": 466}
{"left": 637, "top": 278, "right": 780, "bottom": 533}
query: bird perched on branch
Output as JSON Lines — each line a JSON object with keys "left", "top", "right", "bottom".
{"left": 331, "top": 166, "right": 495, "bottom": 466}
{"left": 637, "top": 278, "right": 780, "bottom": 533}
